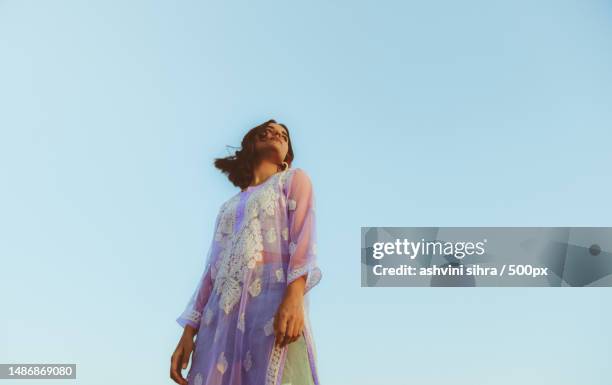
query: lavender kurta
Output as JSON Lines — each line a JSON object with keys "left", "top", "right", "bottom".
{"left": 177, "top": 167, "right": 322, "bottom": 385}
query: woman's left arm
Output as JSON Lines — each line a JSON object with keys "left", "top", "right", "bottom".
{"left": 275, "top": 275, "right": 307, "bottom": 347}
{"left": 274, "top": 168, "right": 322, "bottom": 347}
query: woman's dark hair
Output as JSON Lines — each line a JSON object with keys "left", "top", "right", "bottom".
{"left": 214, "top": 119, "right": 294, "bottom": 190}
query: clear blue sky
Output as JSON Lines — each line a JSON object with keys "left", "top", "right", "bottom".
{"left": 1, "top": 1, "right": 611, "bottom": 384}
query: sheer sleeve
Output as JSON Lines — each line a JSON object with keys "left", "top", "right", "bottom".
{"left": 285, "top": 168, "right": 322, "bottom": 294}
{"left": 176, "top": 208, "right": 222, "bottom": 331}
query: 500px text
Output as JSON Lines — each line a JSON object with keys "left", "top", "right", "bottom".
{"left": 373, "top": 264, "right": 549, "bottom": 277}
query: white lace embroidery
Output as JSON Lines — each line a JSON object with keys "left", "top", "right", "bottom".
{"left": 288, "top": 264, "right": 310, "bottom": 283}
{"left": 266, "top": 344, "right": 283, "bottom": 385}
{"left": 266, "top": 227, "right": 276, "bottom": 243}
{"left": 248, "top": 277, "right": 262, "bottom": 297}
{"left": 203, "top": 308, "right": 213, "bottom": 326}
{"left": 280, "top": 168, "right": 291, "bottom": 188}
{"left": 264, "top": 172, "right": 296, "bottom": 385}
{"left": 216, "top": 276, "right": 242, "bottom": 315}
{"left": 289, "top": 241, "right": 296, "bottom": 256}
{"left": 208, "top": 169, "right": 300, "bottom": 348}
{"left": 288, "top": 198, "right": 297, "bottom": 211}
{"left": 215, "top": 196, "right": 240, "bottom": 242}
{"left": 260, "top": 183, "right": 279, "bottom": 216}
{"left": 246, "top": 200, "right": 258, "bottom": 219}
{"left": 214, "top": 203, "right": 264, "bottom": 315}
{"left": 264, "top": 317, "right": 274, "bottom": 336}
{"left": 244, "top": 350, "right": 253, "bottom": 372}
{"left": 183, "top": 309, "right": 201, "bottom": 324}
{"left": 237, "top": 310, "right": 245, "bottom": 332}
{"left": 275, "top": 268, "right": 285, "bottom": 282}
{"left": 194, "top": 372, "right": 203, "bottom": 385}
{"left": 217, "top": 351, "right": 228, "bottom": 374}
{"left": 212, "top": 173, "right": 286, "bottom": 315}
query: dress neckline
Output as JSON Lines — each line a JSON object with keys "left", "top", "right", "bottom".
{"left": 240, "top": 168, "right": 289, "bottom": 193}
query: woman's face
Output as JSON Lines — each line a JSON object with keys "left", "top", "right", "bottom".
{"left": 254, "top": 122, "right": 289, "bottom": 164}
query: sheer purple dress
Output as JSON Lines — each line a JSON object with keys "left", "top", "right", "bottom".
{"left": 177, "top": 167, "right": 322, "bottom": 385}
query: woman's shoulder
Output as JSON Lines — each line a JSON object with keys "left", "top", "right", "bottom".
{"left": 283, "top": 167, "right": 312, "bottom": 180}
{"left": 218, "top": 191, "right": 241, "bottom": 211}
{"left": 282, "top": 167, "right": 313, "bottom": 195}
{"left": 289, "top": 167, "right": 312, "bottom": 183}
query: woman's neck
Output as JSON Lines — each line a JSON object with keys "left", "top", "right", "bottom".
{"left": 250, "top": 160, "right": 280, "bottom": 187}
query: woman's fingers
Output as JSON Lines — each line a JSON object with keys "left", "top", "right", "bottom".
{"left": 281, "top": 324, "right": 292, "bottom": 347}
{"left": 290, "top": 324, "right": 303, "bottom": 344}
{"left": 278, "top": 314, "right": 291, "bottom": 347}
{"left": 283, "top": 315, "right": 305, "bottom": 347}
{"left": 181, "top": 349, "right": 190, "bottom": 370}
{"left": 274, "top": 301, "right": 306, "bottom": 347}
{"left": 274, "top": 312, "right": 288, "bottom": 347}
{"left": 288, "top": 321, "right": 303, "bottom": 344}
{"left": 170, "top": 348, "right": 188, "bottom": 385}
{"left": 285, "top": 318, "right": 298, "bottom": 347}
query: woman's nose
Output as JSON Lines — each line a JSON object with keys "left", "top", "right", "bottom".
{"left": 271, "top": 131, "right": 282, "bottom": 140}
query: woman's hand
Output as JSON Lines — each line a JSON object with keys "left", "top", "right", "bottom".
{"left": 170, "top": 326, "right": 197, "bottom": 385}
{"left": 274, "top": 275, "right": 307, "bottom": 348}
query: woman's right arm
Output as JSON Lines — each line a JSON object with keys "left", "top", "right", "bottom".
{"left": 171, "top": 324, "right": 198, "bottom": 385}
{"left": 171, "top": 207, "right": 223, "bottom": 384}
{"left": 175, "top": 266, "right": 214, "bottom": 332}
{"left": 175, "top": 206, "right": 223, "bottom": 332}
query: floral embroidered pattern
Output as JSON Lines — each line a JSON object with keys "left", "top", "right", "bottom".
{"left": 194, "top": 372, "right": 203, "bottom": 385}
{"left": 203, "top": 308, "right": 213, "bottom": 326}
{"left": 288, "top": 263, "right": 310, "bottom": 284}
{"left": 244, "top": 350, "right": 253, "bottom": 372}
{"left": 275, "top": 268, "right": 285, "bottom": 282}
{"left": 183, "top": 309, "right": 201, "bottom": 324}
{"left": 214, "top": 207, "right": 264, "bottom": 314}
{"left": 288, "top": 198, "right": 297, "bottom": 211}
{"left": 263, "top": 317, "right": 274, "bottom": 336}
{"left": 212, "top": 173, "right": 289, "bottom": 316}
{"left": 213, "top": 245, "right": 230, "bottom": 275}
{"left": 246, "top": 200, "right": 259, "bottom": 220}
{"left": 248, "top": 278, "right": 262, "bottom": 297}
{"left": 215, "top": 195, "right": 240, "bottom": 242}
{"left": 259, "top": 184, "right": 279, "bottom": 216}
{"left": 237, "top": 311, "right": 245, "bottom": 332}
{"left": 217, "top": 276, "right": 241, "bottom": 315}
{"left": 247, "top": 258, "right": 256, "bottom": 269}
{"left": 217, "top": 351, "right": 228, "bottom": 374}
{"left": 235, "top": 218, "right": 264, "bottom": 267}
{"left": 279, "top": 168, "right": 291, "bottom": 189}
{"left": 289, "top": 241, "right": 296, "bottom": 256}
{"left": 266, "top": 344, "right": 283, "bottom": 385}
{"left": 281, "top": 227, "right": 288, "bottom": 241}
{"left": 266, "top": 227, "right": 276, "bottom": 243}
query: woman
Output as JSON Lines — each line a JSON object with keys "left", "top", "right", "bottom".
{"left": 171, "top": 119, "right": 322, "bottom": 385}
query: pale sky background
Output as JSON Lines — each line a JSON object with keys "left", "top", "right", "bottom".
{"left": 1, "top": 1, "right": 612, "bottom": 384}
